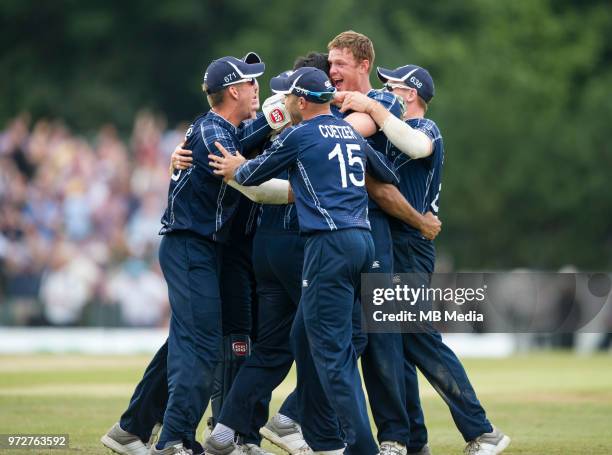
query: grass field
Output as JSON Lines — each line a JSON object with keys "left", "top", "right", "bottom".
{"left": 0, "top": 353, "right": 611, "bottom": 454}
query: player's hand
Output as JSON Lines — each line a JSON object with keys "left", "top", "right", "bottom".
{"left": 339, "top": 92, "right": 377, "bottom": 114}
{"left": 262, "top": 94, "right": 291, "bottom": 130}
{"left": 332, "top": 91, "right": 348, "bottom": 106}
{"left": 419, "top": 211, "right": 442, "bottom": 240}
{"left": 171, "top": 142, "right": 193, "bottom": 170}
{"left": 209, "top": 142, "right": 246, "bottom": 181}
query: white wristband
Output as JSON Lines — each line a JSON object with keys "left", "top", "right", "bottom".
{"left": 228, "top": 178, "right": 289, "bottom": 204}
{"left": 381, "top": 114, "right": 433, "bottom": 159}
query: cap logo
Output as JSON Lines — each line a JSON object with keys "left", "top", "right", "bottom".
{"left": 324, "top": 80, "right": 332, "bottom": 88}
{"left": 409, "top": 76, "right": 423, "bottom": 88}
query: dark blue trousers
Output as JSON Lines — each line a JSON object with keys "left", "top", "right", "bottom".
{"left": 119, "top": 229, "right": 259, "bottom": 448}
{"left": 219, "top": 231, "right": 255, "bottom": 336}
{"left": 293, "top": 228, "right": 376, "bottom": 452}
{"left": 218, "top": 229, "right": 305, "bottom": 443}
{"left": 360, "top": 210, "right": 411, "bottom": 447}
{"left": 156, "top": 231, "right": 224, "bottom": 447}
{"left": 213, "top": 232, "right": 262, "bottom": 442}
{"left": 392, "top": 231, "right": 493, "bottom": 448}
{"left": 120, "top": 340, "right": 168, "bottom": 443}
{"left": 219, "top": 226, "right": 372, "bottom": 450}
{"left": 279, "top": 290, "right": 371, "bottom": 448}
{"left": 117, "top": 232, "right": 224, "bottom": 449}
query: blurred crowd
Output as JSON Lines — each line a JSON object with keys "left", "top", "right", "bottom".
{"left": 1, "top": 114, "right": 610, "bottom": 349}
{"left": 0, "top": 113, "right": 188, "bottom": 327}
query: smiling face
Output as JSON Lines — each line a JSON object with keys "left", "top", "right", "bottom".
{"left": 230, "top": 79, "right": 260, "bottom": 120}
{"left": 328, "top": 47, "right": 369, "bottom": 92}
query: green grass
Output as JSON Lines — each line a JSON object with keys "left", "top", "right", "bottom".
{"left": 1, "top": 353, "right": 611, "bottom": 454}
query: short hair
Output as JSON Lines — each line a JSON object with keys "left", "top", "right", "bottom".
{"left": 293, "top": 52, "right": 330, "bottom": 75}
{"left": 202, "top": 84, "right": 226, "bottom": 107}
{"left": 327, "top": 30, "right": 375, "bottom": 72}
{"left": 417, "top": 95, "right": 428, "bottom": 112}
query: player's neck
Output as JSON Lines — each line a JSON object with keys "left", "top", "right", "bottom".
{"left": 302, "top": 105, "right": 332, "bottom": 121}
{"left": 403, "top": 105, "right": 426, "bottom": 120}
{"left": 354, "top": 77, "right": 372, "bottom": 95}
{"left": 211, "top": 105, "right": 246, "bottom": 127}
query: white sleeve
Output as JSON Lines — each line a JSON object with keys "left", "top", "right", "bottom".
{"left": 227, "top": 178, "right": 289, "bottom": 204}
{"left": 381, "top": 114, "right": 433, "bottom": 159}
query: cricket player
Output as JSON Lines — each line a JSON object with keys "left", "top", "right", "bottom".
{"left": 169, "top": 35, "right": 438, "bottom": 455}
{"left": 339, "top": 64, "right": 511, "bottom": 455}
{"left": 203, "top": 53, "right": 383, "bottom": 455}
{"left": 208, "top": 66, "right": 399, "bottom": 454}
{"left": 101, "top": 53, "right": 289, "bottom": 455}
{"left": 170, "top": 53, "right": 288, "bottom": 453}
{"left": 175, "top": 52, "right": 371, "bottom": 455}
{"left": 325, "top": 31, "right": 436, "bottom": 455}
{"left": 203, "top": 54, "right": 332, "bottom": 455}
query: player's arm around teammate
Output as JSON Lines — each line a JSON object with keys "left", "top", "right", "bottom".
{"left": 326, "top": 33, "right": 440, "bottom": 242}
{"left": 377, "top": 63, "right": 510, "bottom": 455}
{"left": 333, "top": 89, "right": 441, "bottom": 240}
{"left": 210, "top": 67, "right": 399, "bottom": 455}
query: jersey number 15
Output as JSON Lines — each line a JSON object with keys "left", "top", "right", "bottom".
{"left": 328, "top": 143, "right": 365, "bottom": 188}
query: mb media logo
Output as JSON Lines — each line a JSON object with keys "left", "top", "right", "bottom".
{"left": 232, "top": 342, "right": 249, "bottom": 356}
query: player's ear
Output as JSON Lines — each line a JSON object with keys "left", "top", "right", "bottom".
{"left": 359, "top": 59, "right": 370, "bottom": 74}
{"left": 409, "top": 88, "right": 418, "bottom": 103}
{"left": 227, "top": 85, "right": 240, "bottom": 101}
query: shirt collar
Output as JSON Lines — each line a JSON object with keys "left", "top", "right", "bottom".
{"left": 209, "top": 110, "right": 238, "bottom": 134}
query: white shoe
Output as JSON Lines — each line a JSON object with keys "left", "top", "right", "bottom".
{"left": 242, "top": 444, "right": 275, "bottom": 455}
{"left": 464, "top": 427, "right": 511, "bottom": 455}
{"left": 379, "top": 441, "right": 407, "bottom": 455}
{"left": 259, "top": 414, "right": 312, "bottom": 454}
{"left": 150, "top": 442, "right": 191, "bottom": 455}
{"left": 203, "top": 435, "right": 244, "bottom": 455}
{"left": 101, "top": 423, "right": 149, "bottom": 455}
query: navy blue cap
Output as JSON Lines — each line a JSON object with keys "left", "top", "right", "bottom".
{"left": 376, "top": 65, "right": 435, "bottom": 103}
{"left": 270, "top": 67, "right": 336, "bottom": 104}
{"left": 203, "top": 54, "right": 265, "bottom": 94}
{"left": 243, "top": 51, "right": 262, "bottom": 64}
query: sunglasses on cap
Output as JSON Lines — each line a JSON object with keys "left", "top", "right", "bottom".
{"left": 293, "top": 87, "right": 335, "bottom": 102}
{"left": 384, "top": 81, "right": 417, "bottom": 92}
{"left": 224, "top": 78, "right": 257, "bottom": 88}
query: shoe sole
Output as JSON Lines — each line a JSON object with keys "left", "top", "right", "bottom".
{"left": 101, "top": 435, "right": 149, "bottom": 455}
{"left": 495, "top": 435, "right": 511, "bottom": 454}
{"left": 259, "top": 427, "right": 311, "bottom": 455}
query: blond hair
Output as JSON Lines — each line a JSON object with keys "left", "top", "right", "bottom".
{"left": 202, "top": 84, "right": 226, "bottom": 107}
{"left": 327, "top": 30, "right": 375, "bottom": 72}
